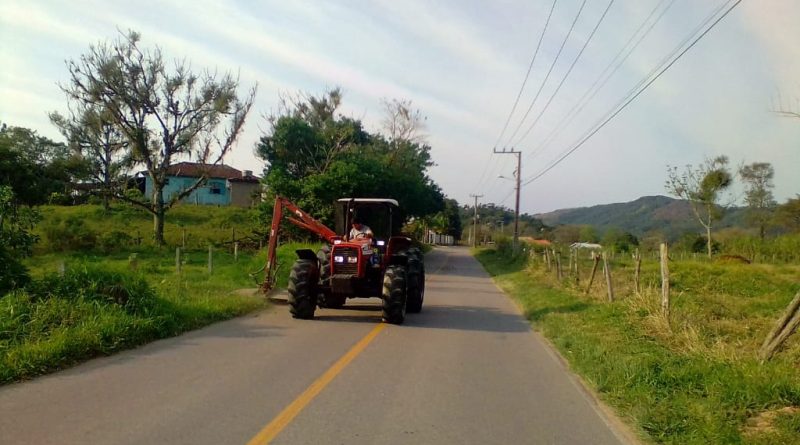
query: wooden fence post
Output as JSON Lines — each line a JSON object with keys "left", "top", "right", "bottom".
{"left": 568, "top": 250, "right": 574, "bottom": 276}
{"left": 634, "top": 251, "right": 642, "bottom": 294}
{"left": 660, "top": 243, "right": 670, "bottom": 319}
{"left": 556, "top": 251, "right": 563, "bottom": 280}
{"left": 602, "top": 252, "right": 614, "bottom": 302}
{"left": 585, "top": 253, "right": 600, "bottom": 295}
{"left": 234, "top": 242, "right": 239, "bottom": 262}
{"left": 176, "top": 247, "right": 181, "bottom": 274}
{"left": 574, "top": 250, "right": 580, "bottom": 283}
{"left": 759, "top": 291, "right": 800, "bottom": 361}
{"left": 58, "top": 261, "right": 66, "bottom": 277}
{"left": 545, "top": 249, "right": 552, "bottom": 271}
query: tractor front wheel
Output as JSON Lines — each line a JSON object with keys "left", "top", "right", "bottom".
{"left": 288, "top": 259, "right": 318, "bottom": 319}
{"left": 382, "top": 264, "right": 407, "bottom": 324}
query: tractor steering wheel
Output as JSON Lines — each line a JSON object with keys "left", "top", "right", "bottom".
{"left": 354, "top": 232, "right": 368, "bottom": 240}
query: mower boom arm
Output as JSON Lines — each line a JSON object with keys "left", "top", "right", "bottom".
{"left": 262, "top": 196, "right": 338, "bottom": 293}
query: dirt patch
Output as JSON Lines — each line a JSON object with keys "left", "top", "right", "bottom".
{"left": 742, "top": 406, "right": 800, "bottom": 436}
{"left": 233, "top": 288, "right": 262, "bottom": 297}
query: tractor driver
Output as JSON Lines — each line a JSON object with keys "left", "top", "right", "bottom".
{"left": 349, "top": 217, "right": 373, "bottom": 241}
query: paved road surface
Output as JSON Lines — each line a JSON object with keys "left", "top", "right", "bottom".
{"left": 0, "top": 247, "right": 628, "bottom": 444}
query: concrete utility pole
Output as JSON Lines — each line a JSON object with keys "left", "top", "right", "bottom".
{"left": 470, "top": 194, "right": 483, "bottom": 248}
{"left": 494, "top": 148, "right": 521, "bottom": 252}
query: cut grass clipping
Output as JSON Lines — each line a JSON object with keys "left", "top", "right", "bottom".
{"left": 475, "top": 248, "right": 800, "bottom": 445}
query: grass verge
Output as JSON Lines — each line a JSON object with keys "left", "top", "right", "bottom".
{"left": 475, "top": 248, "right": 800, "bottom": 444}
{"left": 1, "top": 242, "right": 316, "bottom": 384}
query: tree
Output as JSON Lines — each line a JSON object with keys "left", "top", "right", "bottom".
{"left": 0, "top": 186, "right": 39, "bottom": 293}
{"left": 603, "top": 227, "right": 639, "bottom": 253}
{"left": 666, "top": 156, "right": 732, "bottom": 258}
{"left": 257, "top": 90, "right": 443, "bottom": 228}
{"left": 50, "top": 105, "right": 130, "bottom": 210}
{"left": 381, "top": 98, "right": 427, "bottom": 147}
{"left": 578, "top": 225, "right": 599, "bottom": 243}
{"left": 59, "top": 30, "right": 256, "bottom": 244}
{"left": 0, "top": 124, "right": 77, "bottom": 205}
{"left": 776, "top": 195, "right": 800, "bottom": 232}
{"left": 738, "top": 162, "right": 776, "bottom": 240}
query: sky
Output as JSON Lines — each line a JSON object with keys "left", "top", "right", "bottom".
{"left": 1, "top": 0, "right": 799, "bottom": 214}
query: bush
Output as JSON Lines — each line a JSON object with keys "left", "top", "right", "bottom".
{"left": 0, "top": 248, "right": 30, "bottom": 295}
{"left": 97, "top": 230, "right": 134, "bottom": 253}
{"left": 26, "top": 267, "right": 158, "bottom": 314}
{"left": 40, "top": 215, "right": 97, "bottom": 251}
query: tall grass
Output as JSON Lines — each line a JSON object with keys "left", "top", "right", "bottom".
{"left": 476, "top": 247, "right": 800, "bottom": 444}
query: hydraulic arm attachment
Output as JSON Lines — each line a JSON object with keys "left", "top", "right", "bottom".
{"left": 262, "top": 196, "right": 339, "bottom": 293}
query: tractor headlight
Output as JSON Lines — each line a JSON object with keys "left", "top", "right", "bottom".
{"left": 347, "top": 256, "right": 358, "bottom": 263}
{"left": 376, "top": 240, "right": 385, "bottom": 246}
{"left": 334, "top": 256, "right": 344, "bottom": 263}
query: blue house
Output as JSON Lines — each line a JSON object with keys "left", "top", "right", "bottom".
{"left": 142, "top": 162, "right": 261, "bottom": 207}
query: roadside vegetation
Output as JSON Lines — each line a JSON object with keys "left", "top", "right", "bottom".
{"left": 476, "top": 240, "right": 800, "bottom": 444}
{"left": 0, "top": 204, "right": 320, "bottom": 384}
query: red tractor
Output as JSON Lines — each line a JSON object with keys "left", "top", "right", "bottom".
{"left": 262, "top": 196, "right": 425, "bottom": 324}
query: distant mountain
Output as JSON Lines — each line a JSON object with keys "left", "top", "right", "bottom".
{"left": 535, "top": 195, "right": 745, "bottom": 238}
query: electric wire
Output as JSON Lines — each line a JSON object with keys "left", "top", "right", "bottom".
{"left": 513, "top": 0, "right": 615, "bottom": 147}
{"left": 522, "top": 0, "right": 742, "bottom": 187}
{"left": 474, "top": 0, "right": 557, "bottom": 196}
{"left": 503, "top": 0, "right": 588, "bottom": 147}
{"left": 527, "top": 0, "right": 676, "bottom": 161}
{"left": 492, "top": 0, "right": 558, "bottom": 150}
{"left": 524, "top": 0, "right": 732, "bottom": 177}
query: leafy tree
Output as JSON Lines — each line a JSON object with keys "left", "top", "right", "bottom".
{"left": 50, "top": 105, "right": 130, "bottom": 210}
{"left": 578, "top": 225, "right": 599, "bottom": 243}
{"left": 603, "top": 227, "right": 639, "bottom": 253}
{"left": 738, "top": 162, "right": 776, "bottom": 240}
{"left": 257, "top": 90, "right": 443, "bottom": 229}
{"left": 59, "top": 30, "right": 256, "bottom": 245}
{"left": 0, "top": 124, "right": 79, "bottom": 205}
{"left": 0, "top": 186, "right": 39, "bottom": 293}
{"left": 775, "top": 195, "right": 800, "bottom": 232}
{"left": 666, "top": 156, "right": 732, "bottom": 258}
{"left": 551, "top": 225, "right": 581, "bottom": 245}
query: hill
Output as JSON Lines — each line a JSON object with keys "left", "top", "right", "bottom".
{"left": 535, "top": 195, "right": 746, "bottom": 239}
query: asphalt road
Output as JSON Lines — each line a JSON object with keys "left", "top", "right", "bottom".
{"left": 0, "top": 246, "right": 629, "bottom": 444}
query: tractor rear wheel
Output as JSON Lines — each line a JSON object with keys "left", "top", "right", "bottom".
{"left": 288, "top": 259, "right": 318, "bottom": 319}
{"left": 382, "top": 264, "right": 407, "bottom": 324}
{"left": 406, "top": 252, "right": 425, "bottom": 313}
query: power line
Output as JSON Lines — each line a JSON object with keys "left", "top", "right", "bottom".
{"left": 522, "top": 0, "right": 742, "bottom": 187}
{"left": 513, "top": 0, "right": 615, "bottom": 147}
{"left": 492, "top": 0, "right": 558, "bottom": 149}
{"left": 503, "top": 0, "right": 588, "bottom": 147}
{"left": 528, "top": 0, "right": 676, "bottom": 161}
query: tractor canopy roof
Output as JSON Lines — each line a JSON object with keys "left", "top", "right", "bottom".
{"left": 336, "top": 198, "right": 399, "bottom": 207}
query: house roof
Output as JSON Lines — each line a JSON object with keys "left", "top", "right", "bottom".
{"left": 165, "top": 162, "right": 259, "bottom": 182}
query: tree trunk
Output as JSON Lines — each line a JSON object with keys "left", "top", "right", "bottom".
{"left": 153, "top": 187, "right": 165, "bottom": 246}
{"left": 706, "top": 224, "right": 713, "bottom": 259}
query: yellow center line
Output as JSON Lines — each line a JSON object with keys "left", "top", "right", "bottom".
{"left": 246, "top": 323, "right": 387, "bottom": 445}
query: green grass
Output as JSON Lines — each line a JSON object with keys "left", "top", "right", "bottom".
{"left": 475, "top": 248, "right": 800, "bottom": 444}
{"left": 1, "top": 204, "right": 325, "bottom": 384}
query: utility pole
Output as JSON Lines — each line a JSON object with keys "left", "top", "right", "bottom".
{"left": 494, "top": 148, "right": 521, "bottom": 252}
{"left": 470, "top": 194, "right": 483, "bottom": 248}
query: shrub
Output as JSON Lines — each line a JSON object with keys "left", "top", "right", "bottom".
{"left": 97, "top": 230, "right": 134, "bottom": 253}
{"left": 26, "top": 267, "right": 158, "bottom": 314}
{"left": 40, "top": 215, "right": 97, "bottom": 251}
